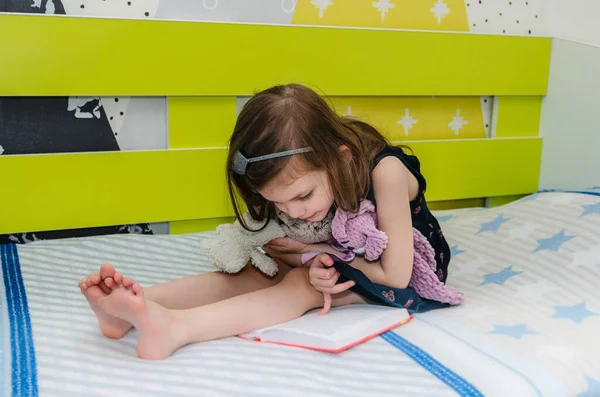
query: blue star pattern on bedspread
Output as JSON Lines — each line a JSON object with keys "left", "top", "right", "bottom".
{"left": 578, "top": 377, "right": 600, "bottom": 397}
{"left": 3, "top": 190, "right": 598, "bottom": 397}
{"left": 533, "top": 230, "right": 575, "bottom": 252}
{"left": 477, "top": 214, "right": 511, "bottom": 233}
{"left": 580, "top": 201, "right": 600, "bottom": 217}
{"left": 450, "top": 244, "right": 466, "bottom": 257}
{"left": 427, "top": 191, "right": 600, "bottom": 396}
{"left": 489, "top": 324, "right": 538, "bottom": 339}
{"left": 551, "top": 303, "right": 599, "bottom": 324}
{"left": 478, "top": 266, "right": 523, "bottom": 286}
{"left": 436, "top": 214, "right": 454, "bottom": 222}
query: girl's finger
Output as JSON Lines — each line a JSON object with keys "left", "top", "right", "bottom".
{"left": 318, "top": 272, "right": 340, "bottom": 288}
{"left": 314, "top": 280, "right": 355, "bottom": 295}
{"left": 311, "top": 279, "right": 331, "bottom": 290}
{"left": 328, "top": 280, "right": 356, "bottom": 295}
{"left": 313, "top": 273, "right": 342, "bottom": 292}
{"left": 311, "top": 267, "right": 330, "bottom": 279}
{"left": 314, "top": 253, "right": 334, "bottom": 267}
{"left": 319, "top": 292, "right": 332, "bottom": 315}
{"left": 319, "top": 268, "right": 337, "bottom": 280}
{"left": 325, "top": 272, "right": 340, "bottom": 287}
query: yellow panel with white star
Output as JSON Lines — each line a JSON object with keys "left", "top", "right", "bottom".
{"left": 293, "top": 0, "right": 485, "bottom": 140}
{"left": 293, "top": 0, "right": 468, "bottom": 31}
{"left": 328, "top": 97, "right": 485, "bottom": 140}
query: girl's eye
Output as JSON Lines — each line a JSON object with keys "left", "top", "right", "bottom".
{"left": 299, "top": 191, "right": 313, "bottom": 201}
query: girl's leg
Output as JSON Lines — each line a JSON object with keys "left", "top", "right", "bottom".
{"left": 79, "top": 262, "right": 292, "bottom": 339}
{"left": 144, "top": 263, "right": 292, "bottom": 308}
{"left": 98, "top": 267, "right": 366, "bottom": 360}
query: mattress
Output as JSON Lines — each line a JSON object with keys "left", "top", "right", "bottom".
{"left": 1, "top": 190, "right": 599, "bottom": 397}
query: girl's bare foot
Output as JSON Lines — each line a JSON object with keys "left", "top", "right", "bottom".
{"left": 78, "top": 263, "right": 133, "bottom": 339}
{"left": 98, "top": 281, "right": 182, "bottom": 360}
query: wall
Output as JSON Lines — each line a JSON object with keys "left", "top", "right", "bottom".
{"left": 537, "top": 1, "right": 600, "bottom": 190}
{"left": 545, "top": 0, "right": 600, "bottom": 45}
{"left": 0, "top": 0, "right": 547, "bottom": 243}
{"left": 538, "top": 39, "right": 600, "bottom": 190}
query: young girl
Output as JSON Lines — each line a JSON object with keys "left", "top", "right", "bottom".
{"left": 78, "top": 83, "right": 451, "bottom": 360}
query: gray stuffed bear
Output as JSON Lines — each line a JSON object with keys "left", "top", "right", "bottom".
{"left": 199, "top": 209, "right": 335, "bottom": 276}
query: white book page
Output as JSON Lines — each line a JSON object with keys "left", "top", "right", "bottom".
{"left": 247, "top": 305, "right": 409, "bottom": 348}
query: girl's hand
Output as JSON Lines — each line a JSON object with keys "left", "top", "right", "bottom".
{"left": 266, "top": 237, "right": 309, "bottom": 254}
{"left": 308, "top": 253, "right": 355, "bottom": 315}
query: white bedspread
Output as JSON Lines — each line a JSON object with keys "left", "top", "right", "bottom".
{"left": 1, "top": 190, "right": 599, "bottom": 397}
{"left": 409, "top": 190, "right": 600, "bottom": 397}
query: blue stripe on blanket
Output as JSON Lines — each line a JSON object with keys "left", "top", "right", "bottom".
{"left": 536, "top": 188, "right": 600, "bottom": 197}
{"left": 381, "top": 331, "right": 483, "bottom": 397}
{"left": 0, "top": 244, "right": 39, "bottom": 397}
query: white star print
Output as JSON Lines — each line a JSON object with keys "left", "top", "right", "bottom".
{"left": 569, "top": 245, "right": 600, "bottom": 268}
{"left": 533, "top": 343, "right": 575, "bottom": 363}
{"left": 451, "top": 257, "right": 492, "bottom": 277}
{"left": 466, "top": 303, "right": 498, "bottom": 319}
{"left": 0, "top": 144, "right": 4, "bottom": 155}
{"left": 397, "top": 108, "right": 418, "bottom": 136}
{"left": 448, "top": 109, "right": 468, "bottom": 135}
{"left": 453, "top": 214, "right": 482, "bottom": 229}
{"left": 538, "top": 193, "right": 575, "bottom": 207}
{"left": 372, "top": 0, "right": 395, "bottom": 23}
{"left": 311, "top": 0, "right": 333, "bottom": 18}
{"left": 513, "top": 279, "right": 558, "bottom": 300}
{"left": 503, "top": 223, "right": 539, "bottom": 242}
{"left": 430, "top": 0, "right": 451, "bottom": 24}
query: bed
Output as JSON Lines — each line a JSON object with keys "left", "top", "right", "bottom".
{"left": 1, "top": 12, "right": 597, "bottom": 397}
{"left": 2, "top": 189, "right": 599, "bottom": 397}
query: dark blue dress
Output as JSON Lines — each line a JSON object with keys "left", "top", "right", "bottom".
{"left": 332, "top": 145, "right": 452, "bottom": 314}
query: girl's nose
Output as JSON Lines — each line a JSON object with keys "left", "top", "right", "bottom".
{"left": 287, "top": 203, "right": 305, "bottom": 219}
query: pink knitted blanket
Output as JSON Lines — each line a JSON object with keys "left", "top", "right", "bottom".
{"left": 409, "top": 228, "right": 463, "bottom": 305}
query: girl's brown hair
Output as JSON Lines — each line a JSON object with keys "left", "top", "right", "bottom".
{"left": 227, "top": 83, "right": 390, "bottom": 231}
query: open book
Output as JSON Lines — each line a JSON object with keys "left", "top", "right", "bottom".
{"left": 239, "top": 304, "right": 412, "bottom": 353}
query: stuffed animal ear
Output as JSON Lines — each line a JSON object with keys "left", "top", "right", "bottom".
{"left": 331, "top": 208, "right": 350, "bottom": 245}
{"left": 239, "top": 213, "right": 287, "bottom": 247}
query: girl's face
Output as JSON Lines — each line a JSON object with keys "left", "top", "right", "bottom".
{"left": 258, "top": 160, "right": 334, "bottom": 222}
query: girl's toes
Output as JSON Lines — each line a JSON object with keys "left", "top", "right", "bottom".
{"left": 104, "top": 277, "right": 116, "bottom": 289}
{"left": 131, "top": 283, "right": 144, "bottom": 296}
{"left": 114, "top": 272, "right": 124, "bottom": 285}
{"left": 87, "top": 272, "right": 100, "bottom": 287}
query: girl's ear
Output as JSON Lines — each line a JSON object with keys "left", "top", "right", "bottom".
{"left": 338, "top": 145, "right": 352, "bottom": 162}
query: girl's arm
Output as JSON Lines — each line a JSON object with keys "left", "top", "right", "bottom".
{"left": 262, "top": 246, "right": 305, "bottom": 268}
{"left": 306, "top": 157, "right": 416, "bottom": 289}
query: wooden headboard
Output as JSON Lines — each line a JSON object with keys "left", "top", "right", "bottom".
{"left": 0, "top": 13, "right": 551, "bottom": 235}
